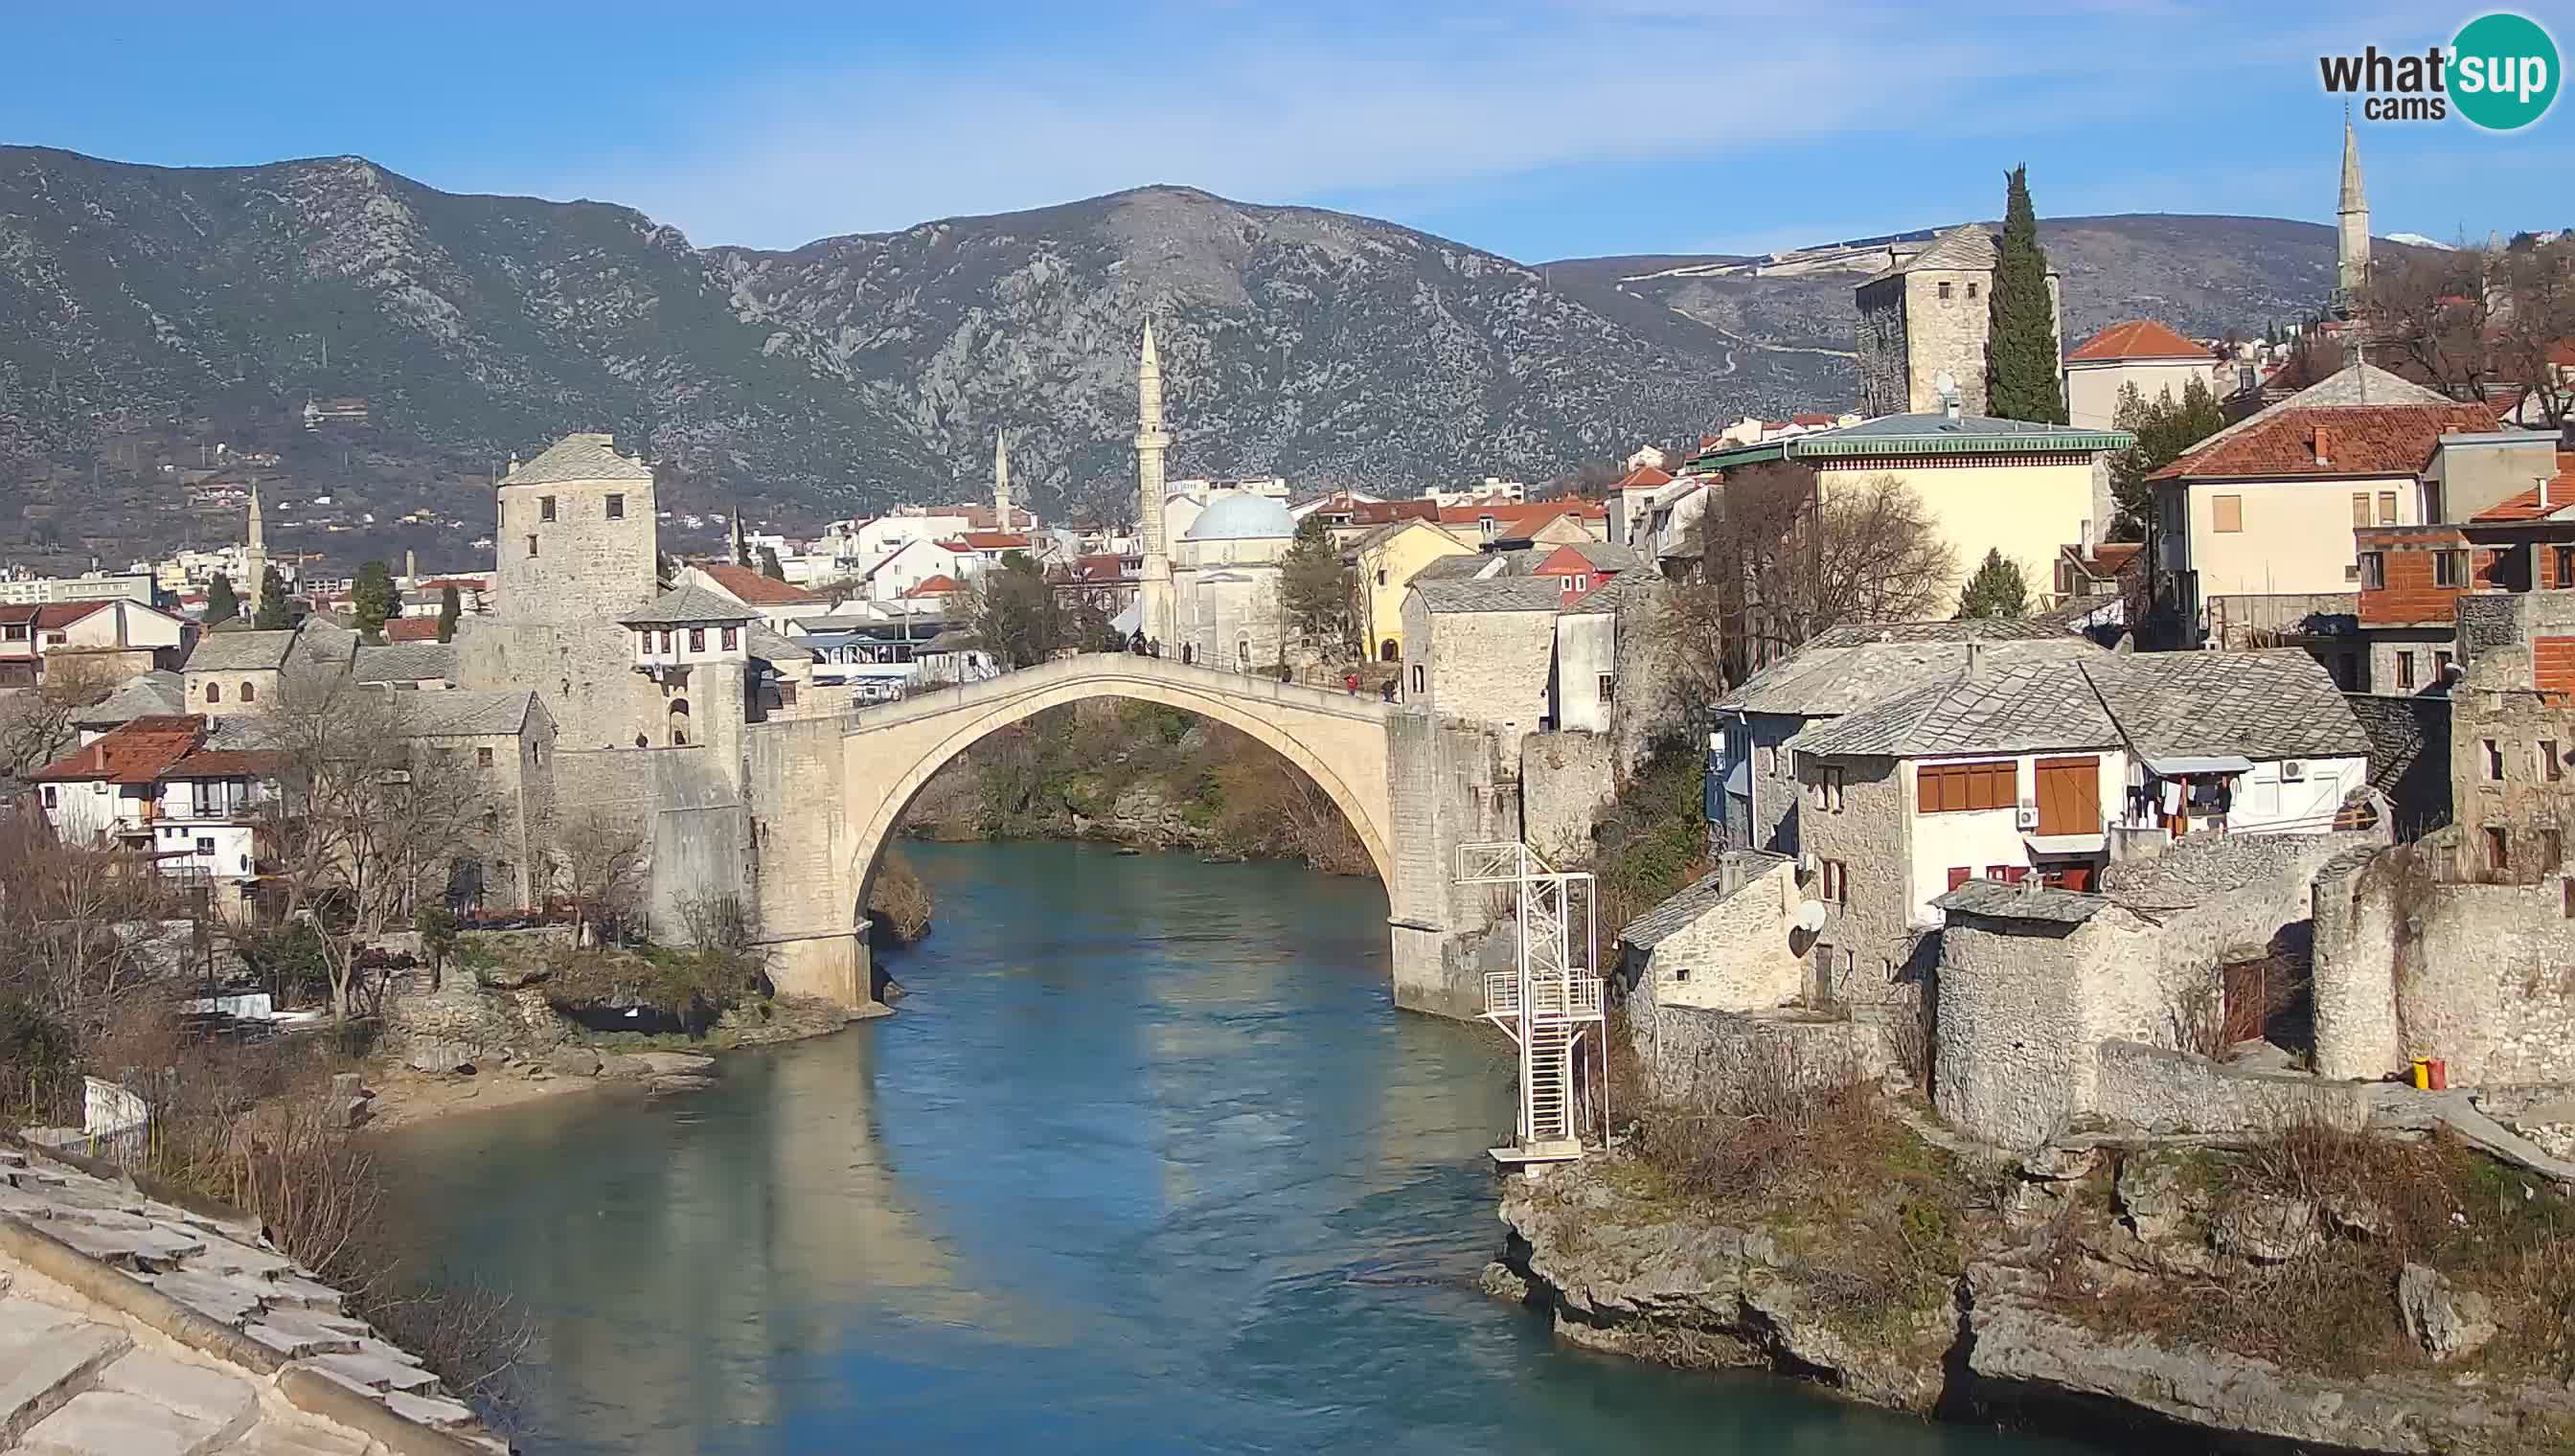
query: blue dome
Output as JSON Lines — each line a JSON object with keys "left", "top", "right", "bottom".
{"left": 1182, "top": 492, "right": 1296, "bottom": 542}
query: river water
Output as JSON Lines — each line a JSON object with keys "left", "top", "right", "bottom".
{"left": 384, "top": 841, "right": 2099, "bottom": 1455}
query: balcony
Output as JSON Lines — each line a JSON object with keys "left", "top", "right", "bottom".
{"left": 1482, "top": 972, "right": 1605, "bottom": 1023}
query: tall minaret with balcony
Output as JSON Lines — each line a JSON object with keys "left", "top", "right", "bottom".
{"left": 993, "top": 429, "right": 1013, "bottom": 530}
{"left": 241, "top": 481, "right": 269, "bottom": 617}
{"left": 2335, "top": 118, "right": 2371, "bottom": 319}
{"left": 1134, "top": 322, "right": 1174, "bottom": 642}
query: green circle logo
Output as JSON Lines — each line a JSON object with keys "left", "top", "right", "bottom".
{"left": 2452, "top": 12, "right": 2560, "bottom": 130}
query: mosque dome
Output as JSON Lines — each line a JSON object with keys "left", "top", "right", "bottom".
{"left": 1182, "top": 492, "right": 1296, "bottom": 542}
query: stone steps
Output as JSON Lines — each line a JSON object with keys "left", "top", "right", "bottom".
{"left": 0, "top": 1302, "right": 134, "bottom": 1447}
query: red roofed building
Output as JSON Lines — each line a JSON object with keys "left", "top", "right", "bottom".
{"left": 900, "top": 574, "right": 963, "bottom": 602}
{"left": 2063, "top": 319, "right": 2225, "bottom": 430}
{"left": 681, "top": 560, "right": 828, "bottom": 634}
{"left": 0, "top": 598, "right": 190, "bottom": 687}
{"left": 384, "top": 616, "right": 446, "bottom": 643}
{"left": 29, "top": 714, "right": 275, "bottom": 898}
{"left": 2150, "top": 362, "right": 2502, "bottom": 647}
{"left": 1436, "top": 499, "right": 1607, "bottom": 546}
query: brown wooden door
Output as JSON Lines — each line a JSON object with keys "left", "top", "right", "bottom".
{"left": 2034, "top": 756, "right": 2101, "bottom": 835}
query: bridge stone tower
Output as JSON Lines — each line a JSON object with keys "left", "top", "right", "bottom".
{"left": 1135, "top": 323, "right": 1175, "bottom": 643}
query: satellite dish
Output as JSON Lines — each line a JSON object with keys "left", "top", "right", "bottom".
{"left": 1932, "top": 369, "right": 1960, "bottom": 399}
{"left": 1793, "top": 900, "right": 1830, "bottom": 934}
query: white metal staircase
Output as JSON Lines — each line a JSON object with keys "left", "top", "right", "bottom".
{"left": 1458, "top": 842, "right": 1606, "bottom": 1166}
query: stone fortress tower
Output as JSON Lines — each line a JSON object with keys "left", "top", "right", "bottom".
{"left": 2335, "top": 118, "right": 2371, "bottom": 319}
{"left": 1135, "top": 322, "right": 1175, "bottom": 642}
{"left": 1853, "top": 226, "right": 2062, "bottom": 418}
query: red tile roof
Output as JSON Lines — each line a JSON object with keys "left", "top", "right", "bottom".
{"left": 695, "top": 561, "right": 823, "bottom": 605}
{"left": 952, "top": 532, "right": 1031, "bottom": 551}
{"left": 2469, "top": 453, "right": 2575, "bottom": 523}
{"left": 2548, "top": 339, "right": 2575, "bottom": 369}
{"left": 0, "top": 602, "right": 111, "bottom": 629}
{"left": 1348, "top": 499, "right": 1439, "bottom": 525}
{"left": 2150, "top": 403, "right": 2503, "bottom": 482}
{"left": 1790, "top": 412, "right": 1838, "bottom": 427}
{"left": 31, "top": 716, "right": 207, "bottom": 785}
{"left": 901, "top": 575, "right": 962, "bottom": 598}
{"left": 165, "top": 747, "right": 281, "bottom": 778}
{"left": 2067, "top": 319, "right": 2209, "bottom": 363}
{"left": 1612, "top": 466, "right": 1675, "bottom": 491}
{"left": 1059, "top": 554, "right": 1136, "bottom": 584}
{"left": 1435, "top": 500, "right": 1607, "bottom": 533}
{"left": 384, "top": 616, "right": 444, "bottom": 642}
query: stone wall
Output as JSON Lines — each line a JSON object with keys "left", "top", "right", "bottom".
{"left": 1799, "top": 752, "right": 1913, "bottom": 1004}
{"left": 1606, "top": 576, "right": 1686, "bottom": 775}
{"left": 1934, "top": 910, "right": 2096, "bottom": 1149}
{"left": 744, "top": 714, "right": 864, "bottom": 1006}
{"left": 1519, "top": 730, "right": 1618, "bottom": 864}
{"left": 2314, "top": 837, "right": 2575, "bottom": 1085}
{"left": 1406, "top": 601, "right": 1559, "bottom": 764}
{"left": 1386, "top": 709, "right": 1519, "bottom": 1018}
{"left": 1627, "top": 996, "right": 1893, "bottom": 1103}
{"left": 2345, "top": 690, "right": 2452, "bottom": 838}
{"left": 2092, "top": 1039, "right": 2373, "bottom": 1137}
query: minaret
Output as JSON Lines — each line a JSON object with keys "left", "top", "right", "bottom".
{"left": 242, "top": 480, "right": 269, "bottom": 617}
{"left": 1134, "top": 321, "right": 1174, "bottom": 643}
{"left": 729, "top": 498, "right": 747, "bottom": 566}
{"left": 992, "top": 430, "right": 1013, "bottom": 530}
{"left": 2336, "top": 116, "right": 2370, "bottom": 316}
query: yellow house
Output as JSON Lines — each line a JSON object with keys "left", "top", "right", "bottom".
{"left": 1687, "top": 409, "right": 2134, "bottom": 607}
{"left": 1354, "top": 518, "right": 1477, "bottom": 663}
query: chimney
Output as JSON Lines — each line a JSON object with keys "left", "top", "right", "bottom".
{"left": 1946, "top": 391, "right": 1963, "bottom": 423}
{"left": 1965, "top": 641, "right": 1985, "bottom": 678}
{"left": 404, "top": 548, "right": 417, "bottom": 581}
{"left": 2079, "top": 517, "right": 2094, "bottom": 552}
{"left": 2313, "top": 425, "right": 2332, "bottom": 467}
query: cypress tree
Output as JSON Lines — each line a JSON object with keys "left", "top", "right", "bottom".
{"left": 1956, "top": 548, "right": 2031, "bottom": 620}
{"left": 352, "top": 559, "right": 399, "bottom": 641}
{"left": 436, "top": 583, "right": 462, "bottom": 642}
{"left": 205, "top": 572, "right": 239, "bottom": 626}
{"left": 254, "top": 566, "right": 292, "bottom": 629}
{"left": 1984, "top": 165, "right": 2066, "bottom": 424}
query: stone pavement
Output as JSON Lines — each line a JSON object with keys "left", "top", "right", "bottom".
{"left": 0, "top": 1143, "right": 504, "bottom": 1456}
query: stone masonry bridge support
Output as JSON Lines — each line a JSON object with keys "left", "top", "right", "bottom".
{"left": 743, "top": 653, "right": 1520, "bottom": 1020}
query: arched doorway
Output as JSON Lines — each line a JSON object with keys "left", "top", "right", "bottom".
{"left": 1379, "top": 639, "right": 1397, "bottom": 663}
{"left": 668, "top": 697, "right": 692, "bottom": 746}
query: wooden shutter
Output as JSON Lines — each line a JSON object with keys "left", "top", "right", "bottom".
{"left": 2213, "top": 495, "right": 2244, "bottom": 533}
{"left": 1948, "top": 866, "right": 1971, "bottom": 890}
{"left": 2034, "top": 756, "right": 2101, "bottom": 835}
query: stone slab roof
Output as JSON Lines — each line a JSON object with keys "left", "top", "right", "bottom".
{"left": 1931, "top": 877, "right": 2108, "bottom": 925}
{"left": 1408, "top": 555, "right": 1501, "bottom": 583}
{"left": 352, "top": 642, "right": 456, "bottom": 687}
{"left": 394, "top": 690, "right": 539, "bottom": 739}
{"left": 0, "top": 1139, "right": 504, "bottom": 1452}
{"left": 1794, "top": 656, "right": 2121, "bottom": 758}
{"left": 2094, "top": 828, "right": 2380, "bottom": 914}
{"left": 182, "top": 630, "right": 298, "bottom": 673}
{"left": 744, "top": 623, "right": 810, "bottom": 662}
{"left": 1412, "top": 578, "right": 1567, "bottom": 614}
{"left": 1864, "top": 224, "right": 1996, "bottom": 280}
{"left": 1565, "top": 572, "right": 1652, "bottom": 615}
{"left": 500, "top": 432, "right": 651, "bottom": 488}
{"left": 620, "top": 584, "right": 756, "bottom": 626}
{"left": 74, "top": 671, "right": 183, "bottom": 729}
{"left": 1717, "top": 633, "right": 2102, "bottom": 718}
{"left": 1618, "top": 852, "right": 1790, "bottom": 949}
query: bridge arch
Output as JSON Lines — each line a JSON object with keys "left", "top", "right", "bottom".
{"left": 840, "top": 655, "right": 1398, "bottom": 918}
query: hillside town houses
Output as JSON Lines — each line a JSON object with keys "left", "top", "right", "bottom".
{"left": 1, "top": 120, "right": 2571, "bottom": 1175}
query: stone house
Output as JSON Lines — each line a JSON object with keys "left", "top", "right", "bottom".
{"left": 1853, "top": 224, "right": 2062, "bottom": 419}
{"left": 1788, "top": 647, "right": 2373, "bottom": 1005}
{"left": 1615, "top": 851, "right": 1805, "bottom": 1012}
{"left": 1933, "top": 827, "right": 2385, "bottom": 1148}
{"left": 1706, "top": 621, "right": 2108, "bottom": 857}
{"left": 1685, "top": 410, "right": 2132, "bottom": 610}
{"left": 1401, "top": 578, "right": 1565, "bottom": 762}
{"left": 1605, "top": 464, "right": 1673, "bottom": 548}
{"left": 178, "top": 619, "right": 357, "bottom": 717}
{"left": 1352, "top": 518, "right": 1476, "bottom": 664}
{"left": 2148, "top": 363, "right": 2498, "bottom": 645}
{"left": 353, "top": 640, "right": 457, "bottom": 691}
{"left": 2061, "top": 319, "right": 2225, "bottom": 432}
{"left": 395, "top": 689, "right": 558, "bottom": 912}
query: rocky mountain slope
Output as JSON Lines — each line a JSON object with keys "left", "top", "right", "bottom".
{"left": 0, "top": 145, "right": 2376, "bottom": 562}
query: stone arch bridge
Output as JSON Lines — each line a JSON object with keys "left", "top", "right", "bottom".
{"left": 735, "top": 653, "right": 1518, "bottom": 1020}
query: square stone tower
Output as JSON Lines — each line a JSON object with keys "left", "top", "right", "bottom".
{"left": 1854, "top": 226, "right": 2062, "bottom": 418}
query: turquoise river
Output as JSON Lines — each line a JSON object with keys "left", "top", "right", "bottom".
{"left": 383, "top": 841, "right": 2107, "bottom": 1455}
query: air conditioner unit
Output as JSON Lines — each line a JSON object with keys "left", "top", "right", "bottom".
{"left": 2281, "top": 760, "right": 2306, "bottom": 782}
{"left": 2015, "top": 805, "right": 2039, "bottom": 830}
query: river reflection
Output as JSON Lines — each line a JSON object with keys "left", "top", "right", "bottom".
{"left": 382, "top": 841, "right": 2100, "bottom": 1455}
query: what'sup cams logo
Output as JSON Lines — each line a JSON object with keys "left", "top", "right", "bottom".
{"left": 2319, "top": 11, "right": 2560, "bottom": 128}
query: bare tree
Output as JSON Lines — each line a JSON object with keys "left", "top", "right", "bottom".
{"left": 2493, "top": 238, "right": 2575, "bottom": 427}
{"left": 0, "top": 658, "right": 117, "bottom": 781}
{"left": 1659, "top": 464, "right": 1959, "bottom": 696}
{"left": 259, "top": 670, "right": 495, "bottom": 1020}
{"left": 0, "top": 818, "right": 185, "bottom": 1045}
{"left": 549, "top": 808, "right": 649, "bottom": 946}
{"left": 2362, "top": 250, "right": 2498, "bottom": 400}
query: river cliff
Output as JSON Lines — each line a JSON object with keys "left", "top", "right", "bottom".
{"left": 1489, "top": 1140, "right": 2575, "bottom": 1455}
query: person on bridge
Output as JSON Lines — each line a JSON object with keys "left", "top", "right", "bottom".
{"left": 1343, "top": 671, "right": 1359, "bottom": 694}
{"left": 1128, "top": 630, "right": 1147, "bottom": 655}
{"left": 1147, "top": 637, "right": 1163, "bottom": 659}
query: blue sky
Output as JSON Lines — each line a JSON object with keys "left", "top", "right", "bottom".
{"left": 5, "top": 1, "right": 2567, "bottom": 261}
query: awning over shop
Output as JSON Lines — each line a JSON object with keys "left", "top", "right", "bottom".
{"left": 2141, "top": 754, "right": 2253, "bottom": 777}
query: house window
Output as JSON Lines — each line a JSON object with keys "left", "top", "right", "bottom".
{"left": 606, "top": 493, "right": 625, "bottom": 520}
{"left": 41, "top": 785, "right": 55, "bottom": 808}
{"left": 1819, "top": 859, "right": 1848, "bottom": 904}
{"left": 239, "top": 682, "right": 254, "bottom": 703}
{"left": 2546, "top": 741, "right": 2564, "bottom": 783}
{"left": 2544, "top": 828, "right": 2564, "bottom": 874}
{"left": 637, "top": 630, "right": 650, "bottom": 654}
{"left": 206, "top": 682, "right": 220, "bottom": 704}
{"left": 526, "top": 535, "right": 538, "bottom": 558}
{"left": 1938, "top": 281, "right": 1953, "bottom": 301}
{"left": 2487, "top": 825, "right": 2511, "bottom": 874}
{"left": 540, "top": 495, "right": 557, "bottom": 522}
{"left": 2558, "top": 545, "right": 2575, "bottom": 589}
{"left": 1812, "top": 764, "right": 1845, "bottom": 813}
{"left": 194, "top": 836, "right": 214, "bottom": 854}
{"left": 1967, "top": 282, "right": 1979, "bottom": 300}
{"left": 1596, "top": 672, "right": 1615, "bottom": 703}
{"left": 2378, "top": 490, "right": 2399, "bottom": 525}
{"left": 2486, "top": 739, "right": 2506, "bottom": 781}
{"left": 1410, "top": 664, "right": 1425, "bottom": 694}
{"left": 1947, "top": 866, "right": 1971, "bottom": 890}
{"left": 721, "top": 626, "right": 739, "bottom": 650}
{"left": 2351, "top": 492, "right": 2372, "bottom": 528}
{"left": 2212, "top": 495, "right": 2244, "bottom": 534}
{"left": 2434, "top": 551, "right": 2467, "bottom": 587}
{"left": 689, "top": 627, "right": 706, "bottom": 651}
{"left": 1571, "top": 575, "right": 1589, "bottom": 593}
{"left": 476, "top": 747, "right": 494, "bottom": 768}
{"left": 1376, "top": 569, "right": 1387, "bottom": 586}
{"left": 2436, "top": 649, "right": 2455, "bottom": 678}
{"left": 2359, "top": 553, "right": 2385, "bottom": 590}
{"left": 1765, "top": 744, "right": 1779, "bottom": 776}
{"left": 1918, "top": 761, "right": 2015, "bottom": 812}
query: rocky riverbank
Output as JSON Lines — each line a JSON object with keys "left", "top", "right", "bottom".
{"left": 1487, "top": 1132, "right": 2575, "bottom": 1454}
